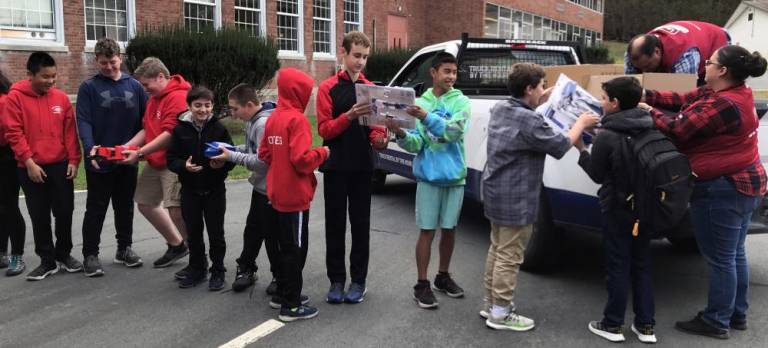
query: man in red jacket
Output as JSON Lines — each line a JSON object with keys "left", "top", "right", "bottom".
{"left": 3, "top": 52, "right": 83, "bottom": 281}
{"left": 625, "top": 21, "right": 730, "bottom": 84}
{"left": 259, "top": 68, "right": 330, "bottom": 322}
{"left": 120, "top": 57, "right": 190, "bottom": 271}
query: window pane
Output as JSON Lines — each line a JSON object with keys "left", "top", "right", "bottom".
{"left": 484, "top": 4, "right": 498, "bottom": 38}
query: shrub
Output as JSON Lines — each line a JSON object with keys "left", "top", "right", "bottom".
{"left": 125, "top": 25, "right": 280, "bottom": 116}
{"left": 364, "top": 47, "right": 418, "bottom": 85}
{"left": 584, "top": 45, "right": 613, "bottom": 64}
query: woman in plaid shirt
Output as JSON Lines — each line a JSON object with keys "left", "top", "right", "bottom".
{"left": 641, "top": 45, "right": 767, "bottom": 339}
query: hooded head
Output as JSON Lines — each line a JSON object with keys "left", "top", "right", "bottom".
{"left": 276, "top": 68, "right": 314, "bottom": 113}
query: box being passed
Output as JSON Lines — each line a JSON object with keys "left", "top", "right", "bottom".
{"left": 586, "top": 73, "right": 697, "bottom": 99}
{"left": 355, "top": 84, "right": 417, "bottom": 129}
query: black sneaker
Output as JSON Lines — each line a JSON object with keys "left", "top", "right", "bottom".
{"left": 730, "top": 317, "right": 747, "bottom": 331}
{"left": 209, "top": 270, "right": 226, "bottom": 291}
{"left": 413, "top": 280, "right": 438, "bottom": 309}
{"left": 114, "top": 247, "right": 143, "bottom": 268}
{"left": 433, "top": 272, "right": 464, "bottom": 298}
{"left": 266, "top": 278, "right": 278, "bottom": 296}
{"left": 278, "top": 305, "right": 318, "bottom": 322}
{"left": 675, "top": 313, "right": 729, "bottom": 339}
{"left": 26, "top": 263, "right": 59, "bottom": 281}
{"left": 269, "top": 294, "right": 310, "bottom": 309}
{"left": 153, "top": 243, "right": 189, "bottom": 268}
{"left": 58, "top": 255, "right": 84, "bottom": 273}
{"left": 588, "top": 321, "right": 625, "bottom": 342}
{"left": 178, "top": 269, "right": 207, "bottom": 288}
{"left": 83, "top": 255, "right": 104, "bottom": 277}
{"left": 232, "top": 266, "right": 255, "bottom": 293}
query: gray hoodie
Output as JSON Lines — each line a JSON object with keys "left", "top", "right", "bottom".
{"left": 227, "top": 102, "right": 276, "bottom": 194}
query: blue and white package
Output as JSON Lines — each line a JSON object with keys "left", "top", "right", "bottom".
{"left": 204, "top": 142, "right": 236, "bottom": 158}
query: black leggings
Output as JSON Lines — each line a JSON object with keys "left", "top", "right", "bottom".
{"left": 0, "top": 148, "right": 26, "bottom": 256}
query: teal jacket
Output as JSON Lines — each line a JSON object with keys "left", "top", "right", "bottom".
{"left": 396, "top": 88, "right": 471, "bottom": 186}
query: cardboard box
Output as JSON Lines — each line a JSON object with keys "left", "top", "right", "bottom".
{"left": 586, "top": 73, "right": 697, "bottom": 99}
{"left": 542, "top": 64, "right": 697, "bottom": 99}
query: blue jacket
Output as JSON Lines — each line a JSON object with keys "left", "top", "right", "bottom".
{"left": 76, "top": 73, "right": 146, "bottom": 172}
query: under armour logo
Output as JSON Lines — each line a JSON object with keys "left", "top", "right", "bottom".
{"left": 100, "top": 90, "right": 135, "bottom": 108}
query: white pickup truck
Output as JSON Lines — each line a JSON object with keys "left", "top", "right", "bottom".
{"left": 372, "top": 34, "right": 768, "bottom": 272}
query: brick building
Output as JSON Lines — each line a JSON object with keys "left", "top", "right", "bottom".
{"left": 0, "top": 0, "right": 604, "bottom": 95}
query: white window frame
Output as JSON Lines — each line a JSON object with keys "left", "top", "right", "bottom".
{"left": 312, "top": 0, "right": 335, "bottom": 59}
{"left": 277, "top": 0, "right": 304, "bottom": 59}
{"left": 183, "top": 0, "right": 222, "bottom": 33}
{"left": 234, "top": 0, "right": 266, "bottom": 37}
{"left": 342, "top": 0, "right": 363, "bottom": 34}
{"left": 83, "top": 0, "right": 137, "bottom": 50}
{"left": 0, "top": 0, "right": 67, "bottom": 51}
{"left": 483, "top": 3, "right": 499, "bottom": 38}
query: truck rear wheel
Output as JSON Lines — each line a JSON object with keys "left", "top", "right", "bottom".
{"left": 521, "top": 191, "right": 563, "bottom": 273}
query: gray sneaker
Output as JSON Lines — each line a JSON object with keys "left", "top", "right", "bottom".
{"left": 115, "top": 247, "right": 143, "bottom": 268}
{"left": 486, "top": 312, "right": 536, "bottom": 331}
{"left": 6, "top": 255, "right": 25, "bottom": 277}
{"left": 83, "top": 255, "right": 104, "bottom": 277}
{"left": 58, "top": 255, "right": 84, "bottom": 273}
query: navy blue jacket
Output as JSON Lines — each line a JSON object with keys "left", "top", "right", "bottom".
{"left": 76, "top": 73, "right": 146, "bottom": 172}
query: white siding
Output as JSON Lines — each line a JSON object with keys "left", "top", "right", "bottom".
{"left": 727, "top": 6, "right": 768, "bottom": 89}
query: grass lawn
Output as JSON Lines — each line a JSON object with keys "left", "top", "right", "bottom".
{"left": 73, "top": 115, "right": 321, "bottom": 190}
{"left": 603, "top": 40, "right": 627, "bottom": 64}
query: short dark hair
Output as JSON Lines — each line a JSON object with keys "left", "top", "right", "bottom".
{"left": 0, "top": 71, "right": 11, "bottom": 94}
{"left": 228, "top": 83, "right": 260, "bottom": 106}
{"left": 601, "top": 76, "right": 643, "bottom": 111}
{"left": 342, "top": 31, "right": 371, "bottom": 53}
{"left": 94, "top": 37, "right": 121, "bottom": 58}
{"left": 627, "top": 34, "right": 661, "bottom": 58}
{"left": 186, "top": 85, "right": 214, "bottom": 105}
{"left": 26, "top": 52, "right": 56, "bottom": 75}
{"left": 430, "top": 52, "right": 457, "bottom": 70}
{"left": 507, "top": 63, "right": 545, "bottom": 98}
{"left": 716, "top": 45, "right": 768, "bottom": 82}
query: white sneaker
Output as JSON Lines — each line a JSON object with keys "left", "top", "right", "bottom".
{"left": 588, "top": 321, "right": 625, "bottom": 342}
{"left": 479, "top": 298, "right": 515, "bottom": 319}
{"left": 485, "top": 312, "right": 535, "bottom": 331}
{"left": 631, "top": 324, "right": 658, "bottom": 344}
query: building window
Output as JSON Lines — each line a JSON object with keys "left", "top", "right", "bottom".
{"left": 312, "top": 0, "right": 334, "bottom": 55}
{"left": 483, "top": 3, "right": 499, "bottom": 38}
{"left": 277, "top": 0, "right": 302, "bottom": 54}
{"left": 235, "top": 0, "right": 264, "bottom": 37}
{"left": 184, "top": 0, "right": 220, "bottom": 33}
{"left": 569, "top": 0, "right": 603, "bottom": 12}
{"left": 84, "top": 0, "right": 134, "bottom": 44}
{"left": 343, "top": 0, "right": 362, "bottom": 33}
{"left": 0, "top": 0, "right": 63, "bottom": 44}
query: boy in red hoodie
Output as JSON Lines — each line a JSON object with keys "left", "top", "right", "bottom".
{"left": 258, "top": 68, "right": 329, "bottom": 322}
{"left": 3, "top": 52, "right": 82, "bottom": 281}
{"left": 120, "top": 57, "right": 190, "bottom": 272}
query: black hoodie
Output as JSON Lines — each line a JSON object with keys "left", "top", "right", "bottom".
{"left": 167, "top": 111, "right": 235, "bottom": 194}
{"left": 578, "top": 108, "right": 654, "bottom": 213}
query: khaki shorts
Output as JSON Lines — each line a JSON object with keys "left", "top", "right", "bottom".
{"left": 134, "top": 165, "right": 181, "bottom": 208}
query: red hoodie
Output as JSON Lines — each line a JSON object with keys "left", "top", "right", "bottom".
{"left": 143, "top": 75, "right": 191, "bottom": 168}
{"left": 258, "top": 68, "right": 329, "bottom": 212}
{"left": 3, "top": 80, "right": 81, "bottom": 167}
{"left": 0, "top": 93, "right": 8, "bottom": 147}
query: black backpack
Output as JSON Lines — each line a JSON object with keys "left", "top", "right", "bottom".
{"left": 618, "top": 129, "right": 694, "bottom": 237}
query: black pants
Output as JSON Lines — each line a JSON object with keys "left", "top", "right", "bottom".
{"left": 236, "top": 190, "right": 280, "bottom": 278}
{"left": 0, "top": 150, "right": 25, "bottom": 256}
{"left": 323, "top": 171, "right": 371, "bottom": 284}
{"left": 601, "top": 209, "right": 655, "bottom": 327}
{"left": 181, "top": 187, "right": 226, "bottom": 272}
{"left": 17, "top": 161, "right": 74, "bottom": 266}
{"left": 81, "top": 166, "right": 138, "bottom": 257}
{"left": 277, "top": 210, "right": 309, "bottom": 309}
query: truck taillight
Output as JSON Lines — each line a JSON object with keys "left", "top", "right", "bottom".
{"left": 511, "top": 43, "right": 526, "bottom": 49}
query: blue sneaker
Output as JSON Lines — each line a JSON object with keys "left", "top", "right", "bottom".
{"left": 278, "top": 305, "right": 319, "bottom": 322}
{"left": 326, "top": 282, "right": 345, "bottom": 304}
{"left": 344, "top": 282, "right": 367, "bottom": 303}
{"left": 6, "top": 255, "right": 25, "bottom": 277}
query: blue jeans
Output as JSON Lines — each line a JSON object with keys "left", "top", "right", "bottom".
{"left": 601, "top": 209, "right": 655, "bottom": 327}
{"left": 690, "top": 177, "right": 760, "bottom": 330}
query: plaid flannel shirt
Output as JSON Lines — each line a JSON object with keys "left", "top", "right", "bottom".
{"left": 625, "top": 47, "right": 700, "bottom": 74}
{"left": 646, "top": 88, "right": 767, "bottom": 196}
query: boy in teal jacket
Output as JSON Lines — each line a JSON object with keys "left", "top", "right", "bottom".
{"left": 385, "top": 52, "right": 470, "bottom": 309}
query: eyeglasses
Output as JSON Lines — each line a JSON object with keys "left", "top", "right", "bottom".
{"left": 704, "top": 60, "right": 723, "bottom": 67}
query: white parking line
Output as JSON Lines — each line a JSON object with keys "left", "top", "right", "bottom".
{"left": 218, "top": 319, "right": 284, "bottom": 348}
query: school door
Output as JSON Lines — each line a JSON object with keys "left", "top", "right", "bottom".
{"left": 388, "top": 15, "right": 408, "bottom": 49}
